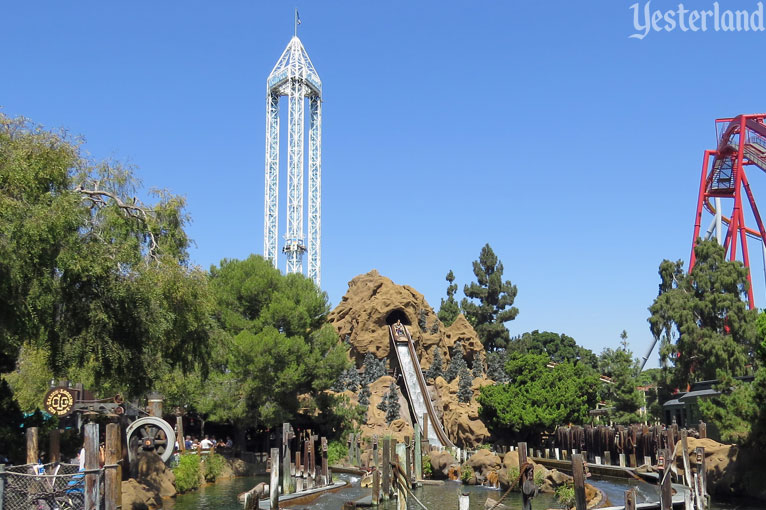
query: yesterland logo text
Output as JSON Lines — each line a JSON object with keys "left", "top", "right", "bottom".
{"left": 630, "top": 1, "right": 766, "bottom": 38}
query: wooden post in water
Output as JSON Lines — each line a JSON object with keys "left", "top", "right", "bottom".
{"left": 603, "top": 450, "right": 611, "bottom": 466}
{"left": 422, "top": 413, "right": 429, "bottom": 446}
{"left": 348, "top": 433, "right": 354, "bottom": 466}
{"left": 49, "top": 429, "right": 61, "bottom": 464}
{"left": 296, "top": 450, "right": 302, "bottom": 478}
{"left": 372, "top": 468, "right": 380, "bottom": 506}
{"left": 372, "top": 436, "right": 379, "bottom": 469}
{"left": 680, "top": 429, "right": 692, "bottom": 489}
{"left": 355, "top": 436, "right": 362, "bottom": 467}
{"left": 572, "top": 453, "right": 587, "bottom": 510}
{"left": 281, "top": 423, "right": 291, "bottom": 495}
{"left": 84, "top": 422, "right": 99, "bottom": 510}
{"left": 175, "top": 410, "right": 185, "bottom": 452}
{"left": 404, "top": 436, "right": 412, "bottom": 486}
{"left": 105, "top": 423, "right": 122, "bottom": 510}
{"left": 459, "top": 492, "right": 470, "bottom": 510}
{"left": 381, "top": 437, "right": 391, "bottom": 501}
{"left": 414, "top": 425, "right": 422, "bottom": 481}
{"left": 659, "top": 449, "right": 672, "bottom": 510}
{"left": 624, "top": 488, "right": 637, "bottom": 510}
{"left": 321, "top": 437, "right": 329, "bottom": 486}
{"left": 270, "top": 447, "right": 280, "bottom": 510}
{"left": 698, "top": 421, "right": 707, "bottom": 439}
{"left": 310, "top": 434, "right": 318, "bottom": 485}
{"left": 26, "top": 427, "right": 39, "bottom": 464}
{"left": 518, "top": 442, "right": 528, "bottom": 465}
{"left": 696, "top": 446, "right": 707, "bottom": 507}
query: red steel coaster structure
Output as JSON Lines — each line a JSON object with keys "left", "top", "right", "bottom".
{"left": 690, "top": 113, "right": 766, "bottom": 309}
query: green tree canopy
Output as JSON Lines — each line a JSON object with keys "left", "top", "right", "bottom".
{"left": 438, "top": 270, "right": 461, "bottom": 327}
{"left": 196, "top": 255, "right": 348, "bottom": 429}
{"left": 598, "top": 331, "right": 643, "bottom": 424}
{"left": 648, "top": 239, "right": 757, "bottom": 391}
{"left": 509, "top": 330, "right": 598, "bottom": 370}
{"left": 477, "top": 353, "right": 599, "bottom": 442}
{"left": 461, "top": 244, "right": 519, "bottom": 351}
{"left": 0, "top": 114, "right": 212, "bottom": 396}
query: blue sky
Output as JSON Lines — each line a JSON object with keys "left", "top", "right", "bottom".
{"left": 4, "top": 0, "right": 766, "bottom": 367}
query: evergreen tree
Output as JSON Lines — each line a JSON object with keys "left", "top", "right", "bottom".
{"left": 461, "top": 244, "right": 519, "bottom": 351}
{"left": 458, "top": 365, "right": 473, "bottom": 403}
{"left": 385, "top": 383, "right": 400, "bottom": 424}
{"left": 648, "top": 240, "right": 757, "bottom": 390}
{"left": 418, "top": 310, "right": 428, "bottom": 332}
{"left": 358, "top": 384, "right": 371, "bottom": 406}
{"left": 445, "top": 342, "right": 467, "bottom": 382}
{"left": 425, "top": 348, "right": 444, "bottom": 381}
{"left": 361, "top": 351, "right": 385, "bottom": 385}
{"left": 377, "top": 388, "right": 388, "bottom": 413}
{"left": 486, "top": 350, "right": 508, "bottom": 383}
{"left": 472, "top": 352, "right": 485, "bottom": 378}
{"left": 599, "top": 331, "right": 642, "bottom": 424}
{"left": 346, "top": 367, "right": 361, "bottom": 391}
{"left": 438, "top": 270, "right": 461, "bottom": 327}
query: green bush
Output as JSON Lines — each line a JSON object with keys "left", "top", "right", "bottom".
{"left": 534, "top": 467, "right": 544, "bottom": 487}
{"left": 460, "top": 464, "right": 474, "bottom": 484}
{"left": 173, "top": 454, "right": 201, "bottom": 493}
{"left": 554, "top": 483, "right": 575, "bottom": 510}
{"left": 507, "top": 466, "right": 520, "bottom": 490}
{"left": 327, "top": 440, "right": 348, "bottom": 466}
{"left": 203, "top": 453, "right": 226, "bottom": 482}
{"left": 422, "top": 456, "right": 433, "bottom": 478}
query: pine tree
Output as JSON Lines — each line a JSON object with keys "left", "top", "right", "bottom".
{"left": 418, "top": 310, "right": 428, "bottom": 332}
{"left": 385, "top": 383, "right": 400, "bottom": 424}
{"left": 472, "top": 352, "right": 484, "bottom": 378}
{"left": 345, "top": 367, "right": 361, "bottom": 392}
{"left": 377, "top": 388, "right": 388, "bottom": 412}
{"left": 458, "top": 365, "right": 473, "bottom": 403}
{"left": 461, "top": 244, "right": 519, "bottom": 351}
{"left": 486, "top": 350, "right": 508, "bottom": 383}
{"left": 445, "top": 342, "right": 467, "bottom": 382}
{"left": 358, "top": 384, "right": 371, "bottom": 406}
{"left": 425, "top": 348, "right": 444, "bottom": 381}
{"left": 362, "top": 351, "right": 385, "bottom": 385}
{"left": 438, "top": 270, "right": 461, "bottom": 327}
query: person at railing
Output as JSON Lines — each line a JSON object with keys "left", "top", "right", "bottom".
{"left": 200, "top": 435, "right": 214, "bottom": 452}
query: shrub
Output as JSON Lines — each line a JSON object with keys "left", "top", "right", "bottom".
{"left": 327, "top": 440, "right": 348, "bottom": 466}
{"left": 460, "top": 464, "right": 474, "bottom": 484}
{"left": 507, "top": 466, "right": 520, "bottom": 489}
{"left": 534, "top": 467, "right": 544, "bottom": 487}
{"left": 173, "top": 453, "right": 201, "bottom": 493}
{"left": 422, "top": 456, "right": 433, "bottom": 478}
{"left": 203, "top": 453, "right": 226, "bottom": 482}
{"left": 555, "top": 483, "right": 575, "bottom": 510}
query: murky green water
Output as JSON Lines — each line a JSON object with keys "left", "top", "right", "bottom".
{"left": 167, "top": 474, "right": 762, "bottom": 510}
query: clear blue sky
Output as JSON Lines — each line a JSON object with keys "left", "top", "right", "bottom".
{"left": 4, "top": 1, "right": 766, "bottom": 367}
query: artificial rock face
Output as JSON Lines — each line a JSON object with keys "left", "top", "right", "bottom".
{"left": 327, "top": 270, "right": 490, "bottom": 447}
{"left": 327, "top": 270, "right": 483, "bottom": 367}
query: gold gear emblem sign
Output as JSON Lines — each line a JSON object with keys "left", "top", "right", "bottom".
{"left": 44, "top": 387, "right": 75, "bottom": 416}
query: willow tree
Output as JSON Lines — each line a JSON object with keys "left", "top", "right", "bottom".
{"left": 0, "top": 114, "right": 212, "bottom": 397}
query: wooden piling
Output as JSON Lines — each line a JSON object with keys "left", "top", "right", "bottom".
{"left": 84, "top": 422, "right": 99, "bottom": 510}
{"left": 381, "top": 437, "right": 391, "bottom": 501}
{"left": 281, "top": 423, "right": 291, "bottom": 495}
{"left": 624, "top": 488, "right": 637, "bottom": 510}
{"left": 603, "top": 450, "right": 611, "bottom": 466}
{"left": 413, "top": 428, "right": 422, "bottom": 481}
{"left": 698, "top": 421, "right": 707, "bottom": 439}
{"left": 404, "top": 437, "right": 412, "bottom": 486}
{"left": 518, "top": 442, "right": 528, "bottom": 465}
{"left": 696, "top": 446, "right": 707, "bottom": 505}
{"left": 572, "top": 453, "right": 587, "bottom": 510}
{"left": 321, "top": 437, "right": 329, "bottom": 485}
{"left": 270, "top": 447, "right": 280, "bottom": 510}
{"left": 348, "top": 433, "right": 355, "bottom": 466}
{"left": 49, "top": 429, "right": 60, "bottom": 464}
{"left": 105, "top": 423, "right": 122, "bottom": 510}
{"left": 373, "top": 435, "right": 379, "bottom": 469}
{"left": 372, "top": 468, "right": 380, "bottom": 506}
{"left": 680, "top": 429, "right": 692, "bottom": 488}
{"left": 26, "top": 427, "right": 39, "bottom": 464}
{"left": 660, "top": 449, "right": 672, "bottom": 510}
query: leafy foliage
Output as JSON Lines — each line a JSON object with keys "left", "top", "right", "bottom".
{"left": 478, "top": 353, "right": 599, "bottom": 442}
{"left": 460, "top": 464, "right": 474, "bottom": 483}
{"left": 438, "top": 270, "right": 461, "bottom": 327}
{"left": 0, "top": 114, "right": 212, "bottom": 396}
{"left": 599, "top": 332, "right": 643, "bottom": 424}
{"left": 509, "top": 330, "right": 598, "bottom": 370}
{"left": 173, "top": 453, "right": 202, "bottom": 493}
{"left": 327, "top": 440, "right": 348, "bottom": 465}
{"left": 648, "top": 240, "right": 757, "bottom": 390}
{"left": 203, "top": 453, "right": 226, "bottom": 482}
{"left": 554, "top": 483, "right": 575, "bottom": 510}
{"left": 461, "top": 244, "right": 519, "bottom": 351}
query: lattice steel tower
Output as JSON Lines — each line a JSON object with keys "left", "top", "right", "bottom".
{"left": 264, "top": 32, "right": 322, "bottom": 286}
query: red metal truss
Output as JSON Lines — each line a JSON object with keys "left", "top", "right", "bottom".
{"left": 690, "top": 114, "right": 766, "bottom": 309}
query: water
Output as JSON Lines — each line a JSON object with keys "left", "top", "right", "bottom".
{"left": 168, "top": 474, "right": 763, "bottom": 510}
{"left": 396, "top": 343, "right": 438, "bottom": 446}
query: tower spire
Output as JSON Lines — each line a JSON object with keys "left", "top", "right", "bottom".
{"left": 264, "top": 31, "right": 322, "bottom": 287}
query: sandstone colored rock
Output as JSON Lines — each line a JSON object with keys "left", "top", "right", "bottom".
{"left": 327, "top": 271, "right": 483, "bottom": 367}
{"left": 433, "top": 376, "right": 491, "bottom": 447}
{"left": 427, "top": 450, "right": 459, "bottom": 480}
{"left": 122, "top": 479, "right": 161, "bottom": 510}
{"left": 467, "top": 449, "right": 502, "bottom": 479}
{"left": 136, "top": 451, "right": 176, "bottom": 498}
